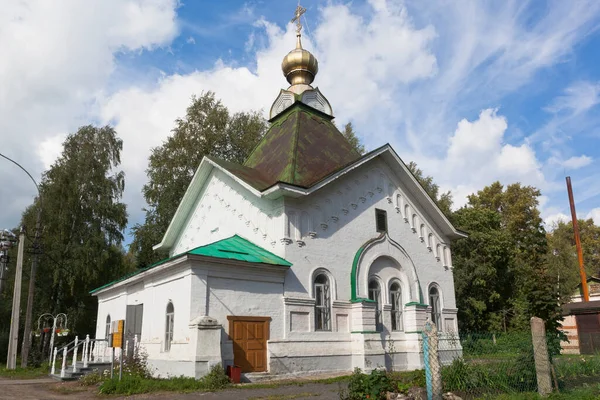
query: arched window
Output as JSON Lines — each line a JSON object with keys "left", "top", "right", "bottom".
{"left": 404, "top": 204, "right": 410, "bottom": 221}
{"left": 368, "top": 280, "right": 383, "bottom": 331}
{"left": 165, "top": 302, "right": 174, "bottom": 351}
{"left": 429, "top": 287, "right": 442, "bottom": 330}
{"left": 390, "top": 282, "right": 403, "bottom": 331}
{"left": 419, "top": 224, "right": 426, "bottom": 240}
{"left": 427, "top": 233, "right": 434, "bottom": 250}
{"left": 411, "top": 214, "right": 418, "bottom": 231}
{"left": 314, "top": 274, "right": 331, "bottom": 331}
{"left": 105, "top": 315, "right": 111, "bottom": 339}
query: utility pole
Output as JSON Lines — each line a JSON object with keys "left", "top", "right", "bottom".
{"left": 21, "top": 207, "right": 42, "bottom": 367}
{"left": 1, "top": 152, "right": 43, "bottom": 368}
{"left": 6, "top": 227, "right": 25, "bottom": 369}
{"left": 566, "top": 176, "right": 589, "bottom": 302}
{"left": 0, "top": 229, "right": 17, "bottom": 296}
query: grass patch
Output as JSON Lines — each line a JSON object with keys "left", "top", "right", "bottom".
{"left": 50, "top": 383, "right": 90, "bottom": 395}
{"left": 98, "top": 364, "right": 230, "bottom": 395}
{"left": 479, "top": 383, "right": 600, "bottom": 399}
{"left": 0, "top": 365, "right": 48, "bottom": 379}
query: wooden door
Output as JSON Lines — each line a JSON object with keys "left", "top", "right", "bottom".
{"left": 576, "top": 313, "right": 600, "bottom": 354}
{"left": 227, "top": 316, "right": 270, "bottom": 372}
{"left": 125, "top": 304, "right": 143, "bottom": 356}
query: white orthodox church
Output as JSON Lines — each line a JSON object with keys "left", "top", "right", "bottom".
{"left": 91, "top": 9, "right": 466, "bottom": 379}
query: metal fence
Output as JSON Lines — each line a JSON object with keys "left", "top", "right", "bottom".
{"left": 421, "top": 321, "right": 600, "bottom": 399}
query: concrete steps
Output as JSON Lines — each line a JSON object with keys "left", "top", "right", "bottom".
{"left": 49, "top": 361, "right": 111, "bottom": 381}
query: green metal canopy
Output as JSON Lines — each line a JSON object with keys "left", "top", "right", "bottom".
{"left": 187, "top": 235, "right": 292, "bottom": 266}
{"left": 90, "top": 235, "right": 291, "bottom": 294}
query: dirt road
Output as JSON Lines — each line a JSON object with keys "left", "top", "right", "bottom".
{"left": 0, "top": 377, "right": 344, "bottom": 400}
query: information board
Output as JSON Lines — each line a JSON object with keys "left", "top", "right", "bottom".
{"left": 111, "top": 320, "right": 124, "bottom": 348}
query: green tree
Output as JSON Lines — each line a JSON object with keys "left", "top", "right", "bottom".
{"left": 406, "top": 161, "right": 453, "bottom": 217}
{"left": 457, "top": 182, "right": 555, "bottom": 332}
{"left": 131, "top": 92, "right": 268, "bottom": 268}
{"left": 452, "top": 207, "right": 513, "bottom": 332}
{"left": 342, "top": 122, "right": 366, "bottom": 155}
{"left": 19, "top": 125, "right": 131, "bottom": 335}
{"left": 550, "top": 219, "right": 600, "bottom": 278}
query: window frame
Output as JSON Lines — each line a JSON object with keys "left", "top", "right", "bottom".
{"left": 314, "top": 274, "right": 331, "bottom": 331}
{"left": 165, "top": 302, "right": 174, "bottom": 352}
{"left": 105, "top": 315, "right": 111, "bottom": 339}
{"left": 375, "top": 209, "right": 388, "bottom": 233}
{"left": 368, "top": 279, "right": 383, "bottom": 332}
{"left": 390, "top": 282, "right": 403, "bottom": 332}
{"left": 429, "top": 286, "right": 442, "bottom": 330}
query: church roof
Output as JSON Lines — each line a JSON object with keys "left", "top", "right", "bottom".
{"left": 242, "top": 102, "right": 361, "bottom": 189}
{"left": 90, "top": 235, "right": 291, "bottom": 294}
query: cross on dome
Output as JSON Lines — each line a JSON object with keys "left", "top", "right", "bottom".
{"left": 281, "top": 2, "right": 318, "bottom": 93}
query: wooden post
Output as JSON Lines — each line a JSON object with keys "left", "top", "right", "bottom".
{"left": 531, "top": 317, "right": 552, "bottom": 396}
{"left": 566, "top": 176, "right": 589, "bottom": 302}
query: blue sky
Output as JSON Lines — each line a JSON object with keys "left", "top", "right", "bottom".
{"left": 1, "top": 0, "right": 600, "bottom": 242}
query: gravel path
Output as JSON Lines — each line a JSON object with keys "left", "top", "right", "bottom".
{"left": 0, "top": 377, "right": 346, "bottom": 400}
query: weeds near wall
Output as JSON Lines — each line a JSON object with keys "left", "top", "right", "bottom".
{"left": 98, "top": 364, "right": 230, "bottom": 395}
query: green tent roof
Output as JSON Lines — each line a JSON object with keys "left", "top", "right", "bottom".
{"left": 90, "top": 235, "right": 291, "bottom": 294}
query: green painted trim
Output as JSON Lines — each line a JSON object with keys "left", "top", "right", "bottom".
{"left": 405, "top": 301, "right": 429, "bottom": 307}
{"left": 350, "top": 298, "right": 376, "bottom": 303}
{"left": 404, "top": 331, "right": 423, "bottom": 334}
{"left": 90, "top": 234, "right": 292, "bottom": 294}
{"left": 351, "top": 331, "right": 380, "bottom": 334}
{"left": 350, "top": 234, "right": 385, "bottom": 301}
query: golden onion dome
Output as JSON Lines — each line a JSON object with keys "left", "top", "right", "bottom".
{"left": 281, "top": 34, "right": 318, "bottom": 88}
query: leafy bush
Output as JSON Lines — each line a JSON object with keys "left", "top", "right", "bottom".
{"left": 201, "top": 364, "right": 231, "bottom": 390}
{"left": 79, "top": 371, "right": 104, "bottom": 386}
{"left": 442, "top": 352, "right": 537, "bottom": 395}
{"left": 388, "top": 369, "right": 426, "bottom": 389}
{"left": 98, "top": 364, "right": 230, "bottom": 395}
{"left": 340, "top": 368, "right": 395, "bottom": 400}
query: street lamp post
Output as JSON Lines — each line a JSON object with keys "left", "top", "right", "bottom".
{"left": 37, "top": 313, "right": 68, "bottom": 361}
{"left": 1, "top": 153, "right": 43, "bottom": 368}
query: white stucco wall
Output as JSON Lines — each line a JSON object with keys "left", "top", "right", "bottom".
{"left": 280, "top": 158, "right": 457, "bottom": 330}
{"left": 171, "top": 169, "right": 285, "bottom": 258}
{"left": 93, "top": 154, "right": 461, "bottom": 377}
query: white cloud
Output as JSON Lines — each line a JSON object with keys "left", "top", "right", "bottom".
{"left": 544, "top": 212, "right": 570, "bottom": 229}
{"left": 3, "top": 0, "right": 600, "bottom": 236}
{"left": 546, "top": 81, "right": 600, "bottom": 115}
{"left": 186, "top": 36, "right": 196, "bottom": 45}
{"left": 438, "top": 109, "right": 546, "bottom": 207}
{"left": 0, "top": 0, "right": 178, "bottom": 229}
{"left": 587, "top": 209, "right": 600, "bottom": 225}
{"left": 563, "top": 155, "right": 593, "bottom": 170}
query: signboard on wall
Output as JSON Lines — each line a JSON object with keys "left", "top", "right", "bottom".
{"left": 111, "top": 320, "right": 124, "bottom": 348}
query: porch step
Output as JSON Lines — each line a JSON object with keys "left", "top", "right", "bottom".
{"left": 48, "top": 361, "right": 113, "bottom": 381}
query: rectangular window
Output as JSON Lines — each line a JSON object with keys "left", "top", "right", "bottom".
{"left": 315, "top": 282, "right": 331, "bottom": 331}
{"left": 375, "top": 209, "right": 387, "bottom": 233}
{"left": 390, "top": 290, "right": 403, "bottom": 331}
{"left": 165, "top": 312, "right": 174, "bottom": 351}
{"left": 368, "top": 286, "right": 382, "bottom": 332}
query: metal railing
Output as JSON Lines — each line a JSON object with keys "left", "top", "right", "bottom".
{"left": 50, "top": 335, "right": 109, "bottom": 377}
